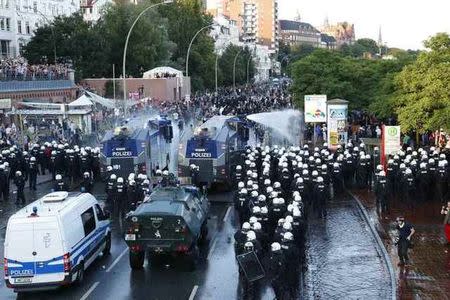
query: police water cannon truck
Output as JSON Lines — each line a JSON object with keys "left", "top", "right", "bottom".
{"left": 178, "top": 115, "right": 254, "bottom": 189}
{"left": 100, "top": 116, "right": 173, "bottom": 178}
{"left": 124, "top": 185, "right": 209, "bottom": 270}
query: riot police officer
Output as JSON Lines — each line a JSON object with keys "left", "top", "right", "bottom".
{"left": 14, "top": 171, "right": 26, "bottom": 205}
{"left": 28, "top": 157, "right": 38, "bottom": 190}
{"left": 81, "top": 172, "right": 93, "bottom": 193}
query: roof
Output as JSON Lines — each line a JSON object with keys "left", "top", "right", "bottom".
{"left": 10, "top": 192, "right": 92, "bottom": 219}
{"left": 101, "top": 127, "right": 149, "bottom": 143}
{"left": 135, "top": 187, "right": 192, "bottom": 215}
{"left": 328, "top": 98, "right": 349, "bottom": 105}
{"left": 196, "top": 115, "right": 235, "bottom": 140}
{"left": 321, "top": 33, "right": 336, "bottom": 43}
{"left": 279, "top": 20, "right": 320, "bottom": 33}
{"left": 142, "top": 66, "right": 183, "bottom": 79}
{"left": 68, "top": 95, "right": 93, "bottom": 107}
{"left": 0, "top": 80, "right": 76, "bottom": 93}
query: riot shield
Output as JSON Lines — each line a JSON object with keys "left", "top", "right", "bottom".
{"left": 236, "top": 251, "right": 265, "bottom": 282}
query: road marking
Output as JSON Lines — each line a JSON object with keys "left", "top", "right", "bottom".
{"left": 223, "top": 206, "right": 232, "bottom": 222}
{"left": 106, "top": 248, "right": 128, "bottom": 272}
{"left": 188, "top": 285, "right": 199, "bottom": 300}
{"left": 207, "top": 237, "right": 218, "bottom": 260}
{"left": 80, "top": 281, "right": 99, "bottom": 300}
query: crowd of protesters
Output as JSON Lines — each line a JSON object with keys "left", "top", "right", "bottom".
{"left": 0, "top": 56, "right": 70, "bottom": 81}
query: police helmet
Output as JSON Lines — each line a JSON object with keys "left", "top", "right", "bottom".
{"left": 278, "top": 198, "right": 285, "bottom": 205}
{"left": 294, "top": 195, "right": 302, "bottom": 202}
{"left": 312, "top": 170, "right": 319, "bottom": 177}
{"left": 244, "top": 242, "right": 254, "bottom": 251}
{"left": 55, "top": 174, "right": 62, "bottom": 180}
{"left": 429, "top": 158, "right": 435, "bottom": 164}
{"left": 162, "top": 170, "right": 169, "bottom": 176}
{"left": 253, "top": 222, "right": 262, "bottom": 230}
{"left": 266, "top": 187, "right": 274, "bottom": 193}
{"left": 236, "top": 165, "right": 242, "bottom": 171}
{"left": 405, "top": 168, "right": 412, "bottom": 175}
{"left": 270, "top": 191, "right": 278, "bottom": 198}
{"left": 242, "top": 222, "right": 251, "bottom": 231}
{"left": 287, "top": 204, "right": 294, "bottom": 212}
{"left": 30, "top": 156, "right": 36, "bottom": 161}
{"left": 252, "top": 206, "right": 261, "bottom": 214}
{"left": 285, "top": 215, "right": 294, "bottom": 223}
{"left": 107, "top": 166, "right": 113, "bottom": 172}
{"left": 302, "top": 170, "right": 309, "bottom": 176}
{"left": 399, "top": 163, "right": 406, "bottom": 169}
{"left": 84, "top": 172, "right": 90, "bottom": 178}
{"left": 376, "top": 165, "right": 383, "bottom": 171}
{"left": 261, "top": 206, "right": 268, "bottom": 214}
{"left": 238, "top": 182, "right": 245, "bottom": 189}
{"left": 317, "top": 176, "right": 324, "bottom": 183}
{"left": 246, "top": 231, "right": 256, "bottom": 241}
{"left": 129, "top": 180, "right": 136, "bottom": 186}
{"left": 283, "top": 232, "right": 294, "bottom": 241}
{"left": 274, "top": 182, "right": 281, "bottom": 188}
{"left": 241, "top": 188, "right": 248, "bottom": 194}
{"left": 277, "top": 218, "right": 285, "bottom": 226}
{"left": 15, "top": 171, "right": 22, "bottom": 176}
{"left": 258, "top": 195, "right": 266, "bottom": 202}
{"left": 249, "top": 216, "right": 258, "bottom": 225}
{"left": 247, "top": 180, "right": 253, "bottom": 187}
{"left": 271, "top": 242, "right": 281, "bottom": 252}
{"left": 117, "top": 177, "right": 124, "bottom": 183}
{"left": 293, "top": 208, "right": 301, "bottom": 217}
{"left": 251, "top": 191, "right": 258, "bottom": 198}
{"left": 143, "top": 179, "right": 150, "bottom": 185}
{"left": 264, "top": 179, "right": 271, "bottom": 186}
{"left": 110, "top": 174, "right": 117, "bottom": 180}
{"left": 156, "top": 169, "right": 162, "bottom": 175}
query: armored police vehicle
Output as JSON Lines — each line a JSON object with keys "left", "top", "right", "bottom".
{"left": 124, "top": 185, "right": 209, "bottom": 270}
{"left": 178, "top": 115, "right": 253, "bottom": 188}
{"left": 100, "top": 116, "right": 173, "bottom": 178}
{"left": 4, "top": 192, "right": 111, "bottom": 292}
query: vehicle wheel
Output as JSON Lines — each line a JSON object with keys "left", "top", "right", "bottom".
{"left": 76, "top": 263, "right": 84, "bottom": 285}
{"left": 186, "top": 246, "right": 199, "bottom": 271}
{"left": 198, "top": 222, "right": 208, "bottom": 244}
{"left": 129, "top": 251, "right": 145, "bottom": 269}
{"left": 102, "top": 233, "right": 111, "bottom": 256}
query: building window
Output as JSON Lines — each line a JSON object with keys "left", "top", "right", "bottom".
{"left": 0, "top": 18, "right": 4, "bottom": 31}
{"left": 6, "top": 18, "right": 10, "bottom": 31}
{"left": 33, "top": 1, "right": 37, "bottom": 12}
{"left": 26, "top": 21, "right": 30, "bottom": 34}
{"left": 17, "top": 20, "right": 22, "bottom": 34}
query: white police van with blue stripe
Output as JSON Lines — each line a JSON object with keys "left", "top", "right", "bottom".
{"left": 4, "top": 192, "right": 111, "bottom": 292}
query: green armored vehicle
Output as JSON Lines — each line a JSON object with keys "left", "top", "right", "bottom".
{"left": 124, "top": 185, "right": 209, "bottom": 270}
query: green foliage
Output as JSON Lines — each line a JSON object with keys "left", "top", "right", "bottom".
{"left": 22, "top": 0, "right": 223, "bottom": 91}
{"left": 218, "top": 45, "right": 255, "bottom": 87}
{"left": 391, "top": 33, "right": 450, "bottom": 133}
{"left": 104, "top": 80, "right": 122, "bottom": 98}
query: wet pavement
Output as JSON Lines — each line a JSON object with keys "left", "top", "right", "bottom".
{"left": 352, "top": 189, "right": 450, "bottom": 300}
{"left": 303, "top": 194, "right": 392, "bottom": 300}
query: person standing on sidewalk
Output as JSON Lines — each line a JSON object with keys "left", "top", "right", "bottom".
{"left": 441, "top": 202, "right": 450, "bottom": 244}
{"left": 395, "top": 216, "right": 415, "bottom": 266}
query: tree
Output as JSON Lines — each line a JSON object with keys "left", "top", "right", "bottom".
{"left": 391, "top": 33, "right": 450, "bottom": 133}
{"left": 218, "top": 45, "right": 254, "bottom": 87}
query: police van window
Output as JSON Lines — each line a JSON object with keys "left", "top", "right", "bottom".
{"left": 95, "top": 204, "right": 105, "bottom": 221}
{"left": 81, "top": 207, "right": 96, "bottom": 236}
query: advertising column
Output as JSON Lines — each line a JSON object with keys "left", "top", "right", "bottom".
{"left": 304, "top": 95, "right": 327, "bottom": 145}
{"left": 326, "top": 99, "right": 349, "bottom": 150}
{"left": 381, "top": 125, "right": 401, "bottom": 166}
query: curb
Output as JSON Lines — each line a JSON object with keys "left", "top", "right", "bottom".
{"left": 347, "top": 190, "right": 397, "bottom": 300}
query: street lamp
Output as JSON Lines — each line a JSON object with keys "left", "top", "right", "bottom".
{"left": 233, "top": 47, "right": 244, "bottom": 91}
{"left": 122, "top": 0, "right": 174, "bottom": 114}
{"left": 185, "top": 24, "right": 215, "bottom": 77}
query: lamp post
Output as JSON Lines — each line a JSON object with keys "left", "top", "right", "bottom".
{"left": 233, "top": 47, "right": 244, "bottom": 91}
{"left": 122, "top": 0, "right": 174, "bottom": 115}
{"left": 185, "top": 24, "right": 215, "bottom": 77}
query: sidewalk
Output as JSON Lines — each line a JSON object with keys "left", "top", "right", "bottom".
{"left": 351, "top": 189, "right": 450, "bottom": 300}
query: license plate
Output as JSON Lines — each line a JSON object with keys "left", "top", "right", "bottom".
{"left": 14, "top": 277, "right": 32, "bottom": 284}
{"left": 125, "top": 234, "right": 136, "bottom": 241}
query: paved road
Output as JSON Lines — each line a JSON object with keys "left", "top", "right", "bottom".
{"left": 303, "top": 194, "right": 392, "bottom": 299}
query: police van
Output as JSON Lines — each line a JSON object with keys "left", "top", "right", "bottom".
{"left": 4, "top": 192, "right": 111, "bottom": 292}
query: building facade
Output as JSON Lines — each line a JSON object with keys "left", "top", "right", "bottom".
{"left": 0, "top": 0, "right": 79, "bottom": 58}
{"left": 320, "top": 21, "right": 355, "bottom": 46}
{"left": 279, "top": 19, "right": 321, "bottom": 47}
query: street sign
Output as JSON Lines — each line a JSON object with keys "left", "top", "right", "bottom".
{"left": 383, "top": 126, "right": 401, "bottom": 156}
{"left": 304, "top": 95, "right": 327, "bottom": 123}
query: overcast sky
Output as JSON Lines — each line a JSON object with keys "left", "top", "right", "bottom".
{"left": 278, "top": 0, "right": 450, "bottom": 50}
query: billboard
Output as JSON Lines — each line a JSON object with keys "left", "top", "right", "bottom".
{"left": 327, "top": 104, "right": 348, "bottom": 148}
{"left": 304, "top": 95, "right": 327, "bottom": 123}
